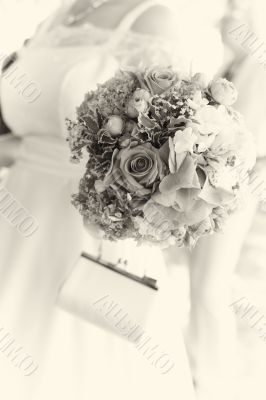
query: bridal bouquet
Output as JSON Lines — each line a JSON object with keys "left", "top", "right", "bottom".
{"left": 67, "top": 67, "right": 256, "bottom": 247}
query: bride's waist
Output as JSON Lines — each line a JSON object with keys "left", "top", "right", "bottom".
{"left": 16, "top": 135, "right": 85, "bottom": 177}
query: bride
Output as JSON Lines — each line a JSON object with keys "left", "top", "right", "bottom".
{"left": 0, "top": 0, "right": 223, "bottom": 399}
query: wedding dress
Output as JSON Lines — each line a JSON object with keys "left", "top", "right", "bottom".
{"left": 233, "top": 0, "right": 266, "bottom": 158}
{"left": 230, "top": 1, "right": 266, "bottom": 396}
{"left": 0, "top": 1, "right": 223, "bottom": 399}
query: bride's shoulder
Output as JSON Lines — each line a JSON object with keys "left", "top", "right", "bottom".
{"left": 131, "top": 4, "right": 177, "bottom": 39}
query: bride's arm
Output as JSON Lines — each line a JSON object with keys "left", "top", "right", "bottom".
{"left": 0, "top": 133, "right": 22, "bottom": 168}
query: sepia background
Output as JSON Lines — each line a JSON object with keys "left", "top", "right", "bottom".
{"left": 0, "top": 1, "right": 266, "bottom": 399}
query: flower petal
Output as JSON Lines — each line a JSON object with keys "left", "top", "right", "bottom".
{"left": 160, "top": 154, "right": 201, "bottom": 193}
{"left": 159, "top": 140, "right": 170, "bottom": 165}
{"left": 178, "top": 199, "right": 213, "bottom": 225}
{"left": 173, "top": 128, "right": 197, "bottom": 154}
{"left": 152, "top": 191, "right": 176, "bottom": 207}
{"left": 199, "top": 178, "right": 235, "bottom": 206}
{"left": 174, "top": 188, "right": 200, "bottom": 211}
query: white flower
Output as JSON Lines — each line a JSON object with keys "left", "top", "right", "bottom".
{"left": 187, "top": 90, "right": 208, "bottom": 111}
{"left": 199, "top": 165, "right": 238, "bottom": 206}
{"left": 193, "top": 105, "right": 230, "bottom": 136}
{"left": 207, "top": 165, "right": 238, "bottom": 191}
{"left": 187, "top": 105, "right": 228, "bottom": 148}
{"left": 167, "top": 128, "right": 197, "bottom": 174}
{"left": 173, "top": 128, "right": 197, "bottom": 154}
{"left": 94, "top": 180, "right": 106, "bottom": 193}
{"left": 197, "top": 142, "right": 208, "bottom": 153}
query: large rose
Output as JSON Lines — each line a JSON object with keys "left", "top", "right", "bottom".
{"left": 142, "top": 66, "right": 179, "bottom": 95}
{"left": 100, "top": 143, "right": 166, "bottom": 197}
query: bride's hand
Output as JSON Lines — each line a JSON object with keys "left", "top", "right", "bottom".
{"left": 0, "top": 134, "right": 22, "bottom": 168}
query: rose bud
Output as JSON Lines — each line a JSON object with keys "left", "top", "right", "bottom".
{"left": 125, "top": 120, "right": 138, "bottom": 135}
{"left": 210, "top": 78, "right": 238, "bottom": 106}
{"left": 192, "top": 73, "right": 209, "bottom": 89}
{"left": 105, "top": 115, "right": 124, "bottom": 136}
{"left": 126, "top": 89, "right": 151, "bottom": 118}
{"left": 118, "top": 134, "right": 131, "bottom": 148}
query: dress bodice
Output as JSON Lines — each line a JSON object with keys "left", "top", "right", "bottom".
{"left": 0, "top": 0, "right": 224, "bottom": 140}
{"left": 0, "top": 1, "right": 178, "bottom": 139}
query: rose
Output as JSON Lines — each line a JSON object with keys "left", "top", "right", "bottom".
{"left": 126, "top": 89, "right": 151, "bottom": 118}
{"left": 103, "top": 143, "right": 166, "bottom": 197}
{"left": 191, "top": 73, "right": 209, "bottom": 89}
{"left": 210, "top": 78, "right": 238, "bottom": 106}
{"left": 143, "top": 66, "right": 179, "bottom": 95}
{"left": 105, "top": 115, "right": 124, "bottom": 136}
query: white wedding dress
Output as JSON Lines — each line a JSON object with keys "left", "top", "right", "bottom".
{"left": 0, "top": 1, "right": 223, "bottom": 399}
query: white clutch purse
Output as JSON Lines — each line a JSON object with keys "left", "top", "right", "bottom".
{"left": 57, "top": 251, "right": 160, "bottom": 341}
